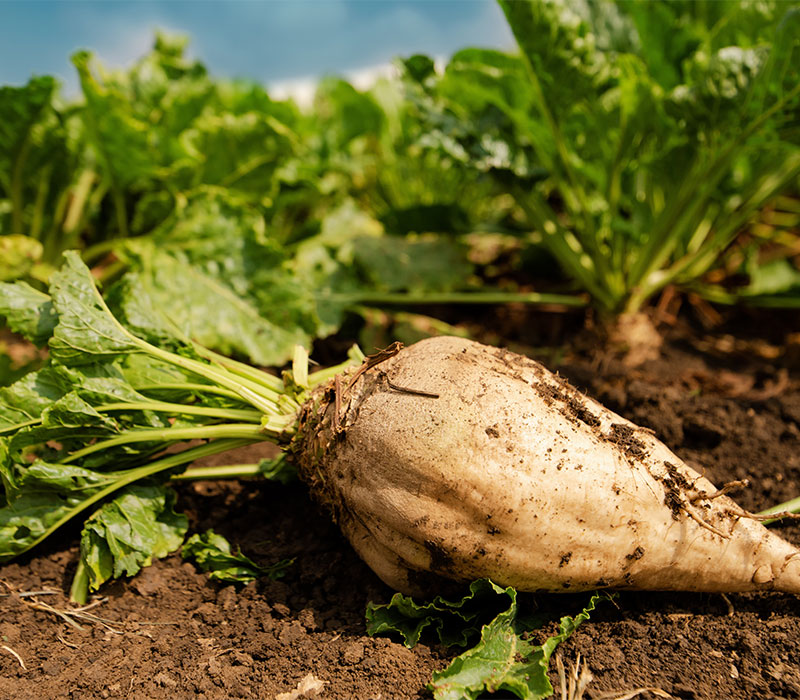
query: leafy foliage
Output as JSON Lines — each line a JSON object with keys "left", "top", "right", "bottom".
{"left": 0, "top": 255, "right": 298, "bottom": 600}
{"left": 419, "top": 0, "right": 800, "bottom": 312}
{"left": 2, "top": 7, "right": 799, "bottom": 363}
{"left": 366, "top": 578, "right": 516, "bottom": 648}
{"left": 430, "top": 591, "right": 602, "bottom": 700}
{"left": 0, "top": 280, "right": 56, "bottom": 345}
{"left": 367, "top": 579, "right": 608, "bottom": 700}
{"left": 182, "top": 528, "right": 292, "bottom": 583}
{"left": 1, "top": 14, "right": 798, "bottom": 689}
{"left": 80, "top": 484, "right": 188, "bottom": 591}
{"left": 0, "top": 36, "right": 510, "bottom": 366}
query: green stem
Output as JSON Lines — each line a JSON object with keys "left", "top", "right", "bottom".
{"left": 692, "top": 285, "right": 800, "bottom": 309}
{"left": 69, "top": 558, "right": 90, "bottom": 605}
{"left": 132, "top": 382, "right": 244, "bottom": 401}
{"left": 142, "top": 342, "right": 283, "bottom": 414}
{"left": 94, "top": 260, "right": 127, "bottom": 287}
{"left": 99, "top": 401, "right": 262, "bottom": 422}
{"left": 219, "top": 153, "right": 276, "bottom": 188}
{"left": 111, "top": 186, "right": 128, "bottom": 239}
{"left": 627, "top": 80, "right": 800, "bottom": 296}
{"left": 63, "top": 423, "right": 267, "bottom": 464}
{"left": 308, "top": 348, "right": 365, "bottom": 386}
{"left": 513, "top": 190, "right": 617, "bottom": 311}
{"left": 0, "top": 418, "right": 41, "bottom": 436}
{"left": 171, "top": 463, "right": 266, "bottom": 481}
{"left": 61, "top": 169, "right": 96, "bottom": 250}
{"left": 292, "top": 345, "right": 309, "bottom": 389}
{"left": 74, "top": 264, "right": 287, "bottom": 416}
{"left": 758, "top": 497, "right": 800, "bottom": 525}
{"left": 326, "top": 290, "right": 588, "bottom": 307}
{"left": 82, "top": 237, "right": 127, "bottom": 266}
{"left": 628, "top": 152, "right": 800, "bottom": 312}
{"left": 193, "top": 345, "right": 285, "bottom": 392}
{"left": 509, "top": 16, "right": 595, "bottom": 239}
{"left": 3, "top": 404, "right": 262, "bottom": 446}
{"left": 10, "top": 132, "right": 33, "bottom": 237}
{"left": 29, "top": 163, "right": 52, "bottom": 244}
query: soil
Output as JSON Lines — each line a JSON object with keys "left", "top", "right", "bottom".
{"left": 2, "top": 308, "right": 800, "bottom": 700}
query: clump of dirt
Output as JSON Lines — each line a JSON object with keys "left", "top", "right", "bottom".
{"left": 605, "top": 423, "right": 647, "bottom": 458}
{"left": 2, "top": 311, "right": 800, "bottom": 700}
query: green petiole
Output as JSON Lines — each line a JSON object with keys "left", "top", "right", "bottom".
{"left": 170, "top": 463, "right": 267, "bottom": 481}
{"left": 99, "top": 401, "right": 262, "bottom": 423}
{"left": 62, "top": 424, "right": 268, "bottom": 464}
{"left": 14, "top": 438, "right": 257, "bottom": 562}
{"left": 132, "top": 383, "right": 246, "bottom": 401}
{"left": 138, "top": 342, "right": 284, "bottom": 415}
{"left": 193, "top": 345, "right": 285, "bottom": 393}
{"left": 758, "top": 497, "right": 800, "bottom": 526}
{"left": 0, "top": 402, "right": 262, "bottom": 436}
{"left": 327, "top": 290, "right": 588, "bottom": 307}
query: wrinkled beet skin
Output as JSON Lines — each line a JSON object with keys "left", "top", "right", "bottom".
{"left": 290, "top": 336, "right": 800, "bottom": 597}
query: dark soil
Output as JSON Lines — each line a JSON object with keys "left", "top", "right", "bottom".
{"left": 2, "top": 310, "right": 800, "bottom": 700}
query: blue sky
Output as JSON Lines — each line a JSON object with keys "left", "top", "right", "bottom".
{"left": 0, "top": 1, "right": 514, "bottom": 96}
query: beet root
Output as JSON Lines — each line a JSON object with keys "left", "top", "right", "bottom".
{"left": 290, "top": 336, "right": 800, "bottom": 595}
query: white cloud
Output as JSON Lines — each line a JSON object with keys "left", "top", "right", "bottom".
{"left": 269, "top": 74, "right": 319, "bottom": 108}
{"left": 347, "top": 62, "right": 400, "bottom": 91}
{"left": 269, "top": 61, "right": 401, "bottom": 108}
{"left": 89, "top": 24, "right": 156, "bottom": 71}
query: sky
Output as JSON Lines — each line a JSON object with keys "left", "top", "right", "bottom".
{"left": 0, "top": 1, "right": 514, "bottom": 98}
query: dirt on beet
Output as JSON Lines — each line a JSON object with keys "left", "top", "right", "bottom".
{"left": 2, "top": 309, "right": 800, "bottom": 700}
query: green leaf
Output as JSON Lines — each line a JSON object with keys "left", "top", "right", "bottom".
{"left": 42, "top": 391, "right": 117, "bottom": 430}
{"left": 354, "top": 235, "right": 472, "bottom": 294}
{"left": 368, "top": 579, "right": 608, "bottom": 700}
{"left": 744, "top": 258, "right": 800, "bottom": 297}
{"left": 80, "top": 484, "right": 188, "bottom": 591}
{"left": 118, "top": 249, "right": 311, "bottom": 367}
{"left": 366, "top": 578, "right": 514, "bottom": 648}
{"left": 48, "top": 251, "right": 141, "bottom": 365}
{"left": 182, "top": 528, "right": 291, "bottom": 583}
{"left": 313, "top": 77, "right": 384, "bottom": 152}
{"left": 0, "top": 76, "right": 57, "bottom": 183}
{"left": 291, "top": 201, "right": 384, "bottom": 334}
{"left": 0, "top": 457, "right": 114, "bottom": 560}
{"left": 0, "top": 280, "right": 57, "bottom": 345}
{"left": 0, "top": 72, "right": 78, "bottom": 253}
{"left": 430, "top": 591, "right": 605, "bottom": 700}
{"left": 72, "top": 51, "right": 156, "bottom": 191}
{"left": 3, "top": 458, "right": 112, "bottom": 498}
{"left": 0, "top": 367, "right": 67, "bottom": 430}
{"left": 181, "top": 112, "right": 294, "bottom": 199}
{"left": 125, "top": 32, "right": 215, "bottom": 150}
{"left": 498, "top": 0, "right": 611, "bottom": 121}
{"left": 402, "top": 55, "right": 437, "bottom": 84}
{"left": 256, "top": 453, "right": 296, "bottom": 485}
{"left": 437, "top": 48, "right": 545, "bottom": 177}
{"left": 118, "top": 352, "right": 220, "bottom": 401}
{"left": 0, "top": 77, "right": 69, "bottom": 248}
{"left": 57, "top": 362, "right": 153, "bottom": 405}
{"left": 114, "top": 192, "right": 316, "bottom": 365}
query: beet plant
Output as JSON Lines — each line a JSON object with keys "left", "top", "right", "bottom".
{"left": 2, "top": 252, "right": 799, "bottom": 596}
